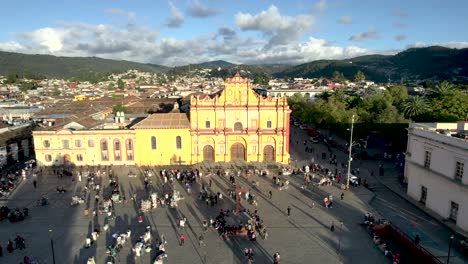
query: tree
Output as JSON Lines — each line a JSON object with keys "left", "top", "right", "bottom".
{"left": 5, "top": 72, "right": 18, "bottom": 84}
{"left": 332, "top": 71, "right": 346, "bottom": 82}
{"left": 117, "top": 79, "right": 124, "bottom": 90}
{"left": 386, "top": 85, "right": 408, "bottom": 106}
{"left": 401, "top": 96, "right": 430, "bottom": 118}
{"left": 112, "top": 103, "right": 128, "bottom": 114}
{"left": 354, "top": 70, "right": 365, "bottom": 83}
{"left": 427, "top": 91, "right": 468, "bottom": 121}
{"left": 172, "top": 87, "right": 178, "bottom": 92}
{"left": 427, "top": 81, "right": 455, "bottom": 98}
{"left": 108, "top": 83, "right": 115, "bottom": 89}
{"left": 19, "top": 82, "right": 37, "bottom": 92}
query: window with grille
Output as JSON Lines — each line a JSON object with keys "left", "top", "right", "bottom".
{"left": 206, "top": 121, "right": 211, "bottom": 128}
{"left": 88, "top": 139, "right": 94, "bottom": 147}
{"left": 45, "top": 154, "right": 52, "bottom": 162}
{"left": 424, "top": 151, "right": 431, "bottom": 168}
{"left": 76, "top": 154, "right": 83, "bottom": 161}
{"left": 43, "top": 140, "right": 50, "bottom": 148}
{"left": 151, "top": 136, "right": 157, "bottom": 150}
{"left": 450, "top": 201, "right": 459, "bottom": 222}
{"left": 455, "top": 161, "right": 464, "bottom": 181}
{"left": 62, "top": 140, "right": 69, "bottom": 149}
{"left": 101, "top": 140, "right": 108, "bottom": 161}
{"left": 126, "top": 139, "right": 134, "bottom": 160}
{"left": 267, "top": 121, "right": 272, "bottom": 128}
{"left": 176, "top": 136, "right": 182, "bottom": 149}
{"left": 75, "top": 140, "right": 82, "bottom": 148}
{"left": 114, "top": 140, "right": 121, "bottom": 161}
{"left": 420, "top": 186, "right": 427, "bottom": 205}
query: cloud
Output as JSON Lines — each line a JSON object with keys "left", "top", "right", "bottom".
{"left": 349, "top": 29, "right": 379, "bottom": 41}
{"left": 407, "top": 41, "right": 468, "bottom": 49}
{"left": 217, "top": 27, "right": 236, "bottom": 40}
{"left": 393, "top": 22, "right": 406, "bottom": 28}
{"left": 165, "top": 2, "right": 184, "bottom": 28}
{"left": 394, "top": 34, "right": 407, "bottom": 41}
{"left": 0, "top": 41, "right": 26, "bottom": 52}
{"left": 337, "top": 16, "right": 352, "bottom": 24}
{"left": 235, "top": 5, "right": 315, "bottom": 47}
{"left": 187, "top": 0, "right": 217, "bottom": 18}
{"left": 106, "top": 8, "right": 136, "bottom": 21}
{"left": 392, "top": 8, "right": 408, "bottom": 18}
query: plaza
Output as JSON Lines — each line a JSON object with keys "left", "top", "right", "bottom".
{"left": 0, "top": 130, "right": 389, "bottom": 264}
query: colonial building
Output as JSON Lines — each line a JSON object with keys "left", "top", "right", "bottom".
{"left": 190, "top": 74, "right": 290, "bottom": 163}
{"left": 405, "top": 121, "right": 468, "bottom": 232}
{"left": 33, "top": 74, "right": 291, "bottom": 166}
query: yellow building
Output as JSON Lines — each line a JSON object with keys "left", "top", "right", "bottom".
{"left": 190, "top": 74, "right": 290, "bottom": 163}
{"left": 33, "top": 74, "right": 291, "bottom": 166}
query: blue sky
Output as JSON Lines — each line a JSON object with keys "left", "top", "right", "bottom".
{"left": 0, "top": 0, "right": 467, "bottom": 66}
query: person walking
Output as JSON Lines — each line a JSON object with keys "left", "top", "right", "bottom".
{"left": 273, "top": 251, "right": 281, "bottom": 264}
{"left": 287, "top": 206, "right": 291, "bottom": 217}
{"left": 180, "top": 234, "right": 185, "bottom": 246}
{"left": 198, "top": 234, "right": 205, "bottom": 247}
{"left": 33, "top": 180, "right": 37, "bottom": 189}
{"left": 340, "top": 192, "right": 344, "bottom": 200}
{"left": 0, "top": 243, "right": 3, "bottom": 257}
{"left": 268, "top": 190, "right": 272, "bottom": 199}
{"left": 414, "top": 234, "right": 420, "bottom": 246}
{"left": 7, "top": 240, "right": 13, "bottom": 253}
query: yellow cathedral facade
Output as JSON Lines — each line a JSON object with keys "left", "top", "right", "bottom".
{"left": 32, "top": 74, "right": 291, "bottom": 166}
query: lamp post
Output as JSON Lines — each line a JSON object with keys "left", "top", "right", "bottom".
{"left": 447, "top": 235, "right": 454, "bottom": 264}
{"left": 346, "top": 115, "right": 355, "bottom": 189}
{"left": 49, "top": 229, "right": 56, "bottom": 264}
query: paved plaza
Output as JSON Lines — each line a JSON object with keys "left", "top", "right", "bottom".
{"left": 1, "top": 125, "right": 465, "bottom": 264}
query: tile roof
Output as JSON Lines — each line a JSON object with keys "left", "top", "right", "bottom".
{"left": 131, "top": 113, "right": 190, "bottom": 129}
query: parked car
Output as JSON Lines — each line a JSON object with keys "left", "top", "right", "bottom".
{"left": 300, "top": 124, "right": 307, "bottom": 129}
{"left": 294, "top": 122, "right": 300, "bottom": 126}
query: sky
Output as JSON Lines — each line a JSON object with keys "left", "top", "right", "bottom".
{"left": 0, "top": 0, "right": 467, "bottom": 66}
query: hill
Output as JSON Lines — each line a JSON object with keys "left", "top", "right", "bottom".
{"left": 275, "top": 46, "right": 468, "bottom": 82}
{"left": 0, "top": 51, "right": 168, "bottom": 79}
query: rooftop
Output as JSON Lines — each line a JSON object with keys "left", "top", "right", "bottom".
{"left": 131, "top": 113, "right": 190, "bottom": 129}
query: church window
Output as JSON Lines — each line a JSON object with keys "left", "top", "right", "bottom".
{"left": 234, "top": 122, "right": 243, "bottom": 132}
{"left": 176, "top": 136, "right": 182, "bottom": 149}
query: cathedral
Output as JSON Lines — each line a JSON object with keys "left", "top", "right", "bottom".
{"left": 33, "top": 74, "right": 291, "bottom": 166}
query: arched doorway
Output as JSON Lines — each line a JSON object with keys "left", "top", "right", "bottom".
{"left": 230, "top": 143, "right": 245, "bottom": 161}
{"left": 263, "top": 145, "right": 275, "bottom": 162}
{"left": 203, "top": 145, "right": 215, "bottom": 161}
{"left": 63, "top": 154, "right": 71, "bottom": 164}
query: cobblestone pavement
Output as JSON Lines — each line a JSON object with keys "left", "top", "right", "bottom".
{"left": 0, "top": 147, "right": 389, "bottom": 262}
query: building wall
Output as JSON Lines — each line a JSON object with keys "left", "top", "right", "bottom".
{"left": 133, "top": 128, "right": 192, "bottom": 166}
{"left": 405, "top": 125, "right": 468, "bottom": 231}
{"left": 33, "top": 129, "right": 136, "bottom": 166}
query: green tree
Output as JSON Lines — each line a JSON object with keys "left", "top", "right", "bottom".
{"left": 117, "top": 79, "right": 124, "bottom": 90}
{"left": 386, "top": 85, "right": 408, "bottom": 106}
{"left": 108, "top": 83, "right": 115, "bottom": 89}
{"left": 332, "top": 71, "right": 346, "bottom": 82}
{"left": 428, "top": 91, "right": 468, "bottom": 121}
{"left": 172, "top": 87, "right": 178, "bottom": 92}
{"left": 112, "top": 103, "right": 128, "bottom": 114}
{"left": 19, "top": 82, "right": 37, "bottom": 92}
{"left": 5, "top": 72, "right": 18, "bottom": 84}
{"left": 354, "top": 70, "right": 365, "bottom": 83}
{"left": 427, "top": 81, "right": 455, "bottom": 98}
{"left": 401, "top": 96, "right": 430, "bottom": 118}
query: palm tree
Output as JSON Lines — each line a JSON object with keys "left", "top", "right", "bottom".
{"left": 401, "top": 96, "right": 431, "bottom": 118}
{"left": 427, "top": 81, "right": 455, "bottom": 98}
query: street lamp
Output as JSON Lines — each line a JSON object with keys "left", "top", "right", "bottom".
{"left": 447, "top": 235, "right": 454, "bottom": 264}
{"left": 346, "top": 115, "right": 355, "bottom": 189}
{"left": 49, "top": 229, "right": 56, "bottom": 264}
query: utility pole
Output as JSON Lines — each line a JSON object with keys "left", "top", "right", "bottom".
{"left": 346, "top": 115, "right": 355, "bottom": 189}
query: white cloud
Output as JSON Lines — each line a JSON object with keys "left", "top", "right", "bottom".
{"left": 337, "top": 16, "right": 352, "bottom": 25}
{"left": 0, "top": 41, "right": 26, "bottom": 52}
{"left": 165, "top": 2, "right": 184, "bottom": 28}
{"left": 349, "top": 29, "right": 379, "bottom": 42}
{"left": 235, "top": 5, "right": 315, "bottom": 47}
{"left": 21, "top": 27, "right": 65, "bottom": 52}
{"left": 187, "top": 0, "right": 217, "bottom": 17}
{"left": 407, "top": 41, "right": 468, "bottom": 49}
{"left": 106, "top": 8, "right": 136, "bottom": 21}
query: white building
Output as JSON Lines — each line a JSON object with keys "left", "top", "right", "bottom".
{"left": 405, "top": 121, "right": 468, "bottom": 232}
